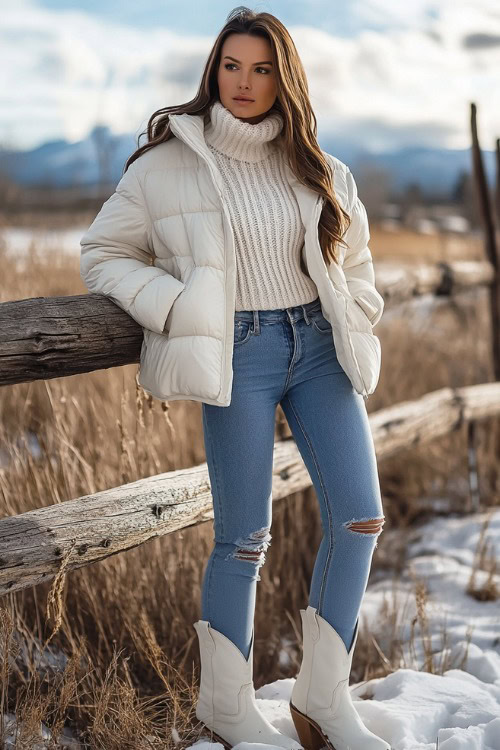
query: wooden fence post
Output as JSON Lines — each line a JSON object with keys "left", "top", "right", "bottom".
{"left": 470, "top": 102, "right": 500, "bottom": 379}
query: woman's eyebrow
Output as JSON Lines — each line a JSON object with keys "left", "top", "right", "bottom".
{"left": 223, "top": 55, "right": 273, "bottom": 65}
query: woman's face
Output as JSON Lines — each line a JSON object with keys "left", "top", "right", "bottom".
{"left": 217, "top": 33, "right": 278, "bottom": 124}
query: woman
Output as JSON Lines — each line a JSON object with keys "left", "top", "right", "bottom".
{"left": 80, "top": 7, "right": 390, "bottom": 750}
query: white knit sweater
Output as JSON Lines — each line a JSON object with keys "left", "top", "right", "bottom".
{"left": 204, "top": 100, "right": 318, "bottom": 311}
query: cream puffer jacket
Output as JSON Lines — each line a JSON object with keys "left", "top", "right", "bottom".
{"left": 80, "top": 111, "right": 385, "bottom": 406}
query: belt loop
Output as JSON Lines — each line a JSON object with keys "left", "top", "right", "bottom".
{"left": 302, "top": 303, "right": 311, "bottom": 325}
{"left": 253, "top": 309, "right": 260, "bottom": 334}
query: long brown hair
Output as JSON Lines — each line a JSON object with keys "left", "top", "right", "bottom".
{"left": 125, "top": 6, "right": 351, "bottom": 266}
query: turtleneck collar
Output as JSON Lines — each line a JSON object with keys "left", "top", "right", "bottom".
{"left": 204, "top": 99, "right": 284, "bottom": 163}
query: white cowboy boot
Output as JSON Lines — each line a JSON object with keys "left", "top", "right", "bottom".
{"left": 290, "top": 606, "right": 390, "bottom": 750}
{"left": 194, "top": 619, "right": 303, "bottom": 749}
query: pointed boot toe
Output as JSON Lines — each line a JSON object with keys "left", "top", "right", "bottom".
{"left": 194, "top": 619, "right": 303, "bottom": 749}
{"left": 290, "top": 606, "right": 390, "bottom": 750}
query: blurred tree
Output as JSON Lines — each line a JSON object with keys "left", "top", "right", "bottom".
{"left": 400, "top": 182, "right": 424, "bottom": 224}
{"left": 0, "top": 146, "right": 22, "bottom": 216}
{"left": 91, "top": 124, "right": 118, "bottom": 191}
{"left": 354, "top": 160, "right": 393, "bottom": 222}
{"left": 452, "top": 169, "right": 481, "bottom": 229}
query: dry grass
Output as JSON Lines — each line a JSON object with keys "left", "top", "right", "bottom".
{"left": 466, "top": 512, "right": 499, "bottom": 601}
{"left": 0, "top": 215, "right": 499, "bottom": 747}
{"left": 370, "top": 223, "right": 485, "bottom": 264}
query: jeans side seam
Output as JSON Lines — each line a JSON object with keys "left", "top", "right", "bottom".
{"left": 206, "top": 552, "right": 215, "bottom": 624}
{"left": 282, "top": 395, "right": 335, "bottom": 614}
{"left": 203, "top": 408, "right": 225, "bottom": 541}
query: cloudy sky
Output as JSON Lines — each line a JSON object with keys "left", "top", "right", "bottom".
{"left": 2, "top": 0, "right": 499, "bottom": 153}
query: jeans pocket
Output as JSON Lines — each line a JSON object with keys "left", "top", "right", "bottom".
{"left": 311, "top": 311, "right": 332, "bottom": 335}
{"left": 233, "top": 320, "right": 253, "bottom": 347}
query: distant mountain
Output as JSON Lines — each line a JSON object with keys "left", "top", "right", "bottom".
{"left": 319, "top": 135, "right": 496, "bottom": 195}
{"left": 0, "top": 125, "right": 138, "bottom": 188}
{"left": 344, "top": 144, "right": 493, "bottom": 194}
{"left": 0, "top": 125, "right": 495, "bottom": 196}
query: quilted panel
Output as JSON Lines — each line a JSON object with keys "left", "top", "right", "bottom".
{"left": 143, "top": 160, "right": 220, "bottom": 219}
{"left": 152, "top": 211, "right": 225, "bottom": 267}
{"left": 139, "top": 330, "right": 223, "bottom": 402}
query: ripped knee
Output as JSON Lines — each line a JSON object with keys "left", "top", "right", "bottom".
{"left": 344, "top": 517, "right": 385, "bottom": 536}
{"left": 227, "top": 526, "right": 272, "bottom": 565}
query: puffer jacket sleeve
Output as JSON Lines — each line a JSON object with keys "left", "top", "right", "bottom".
{"left": 80, "top": 159, "right": 186, "bottom": 334}
{"left": 341, "top": 167, "right": 385, "bottom": 327}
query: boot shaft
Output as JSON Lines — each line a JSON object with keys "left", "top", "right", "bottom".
{"left": 193, "top": 619, "right": 254, "bottom": 719}
{"left": 292, "top": 606, "right": 359, "bottom": 716}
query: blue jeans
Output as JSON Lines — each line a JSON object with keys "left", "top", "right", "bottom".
{"left": 201, "top": 296, "right": 385, "bottom": 660}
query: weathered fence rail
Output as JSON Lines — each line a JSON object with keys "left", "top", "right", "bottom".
{"left": 0, "top": 101, "right": 498, "bottom": 604}
{"left": 1, "top": 381, "right": 499, "bottom": 598}
{"left": 0, "top": 259, "right": 495, "bottom": 387}
{"left": 0, "top": 293, "right": 143, "bottom": 386}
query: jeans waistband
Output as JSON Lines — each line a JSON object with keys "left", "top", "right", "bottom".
{"left": 234, "top": 296, "right": 323, "bottom": 327}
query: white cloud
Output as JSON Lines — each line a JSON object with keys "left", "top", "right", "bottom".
{"left": 1, "top": 0, "right": 499, "bottom": 151}
{"left": 294, "top": 0, "right": 500, "bottom": 150}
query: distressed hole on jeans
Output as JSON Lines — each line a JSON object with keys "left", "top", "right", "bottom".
{"left": 226, "top": 526, "right": 272, "bottom": 564}
{"left": 344, "top": 517, "right": 385, "bottom": 535}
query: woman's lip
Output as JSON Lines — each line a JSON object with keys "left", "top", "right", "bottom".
{"left": 233, "top": 97, "right": 254, "bottom": 102}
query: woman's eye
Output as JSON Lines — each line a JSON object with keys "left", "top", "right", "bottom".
{"left": 224, "top": 63, "right": 270, "bottom": 74}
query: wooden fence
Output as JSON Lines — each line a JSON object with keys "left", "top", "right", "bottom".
{"left": 1, "top": 381, "right": 500, "bottom": 597}
{"left": 0, "top": 259, "right": 494, "bottom": 387}
{"left": 0, "top": 101, "right": 499, "bottom": 600}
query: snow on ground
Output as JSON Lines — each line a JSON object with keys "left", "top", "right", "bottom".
{"left": 190, "top": 509, "right": 500, "bottom": 750}
{"left": 0, "top": 226, "right": 86, "bottom": 261}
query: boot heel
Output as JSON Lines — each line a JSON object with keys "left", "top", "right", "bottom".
{"left": 290, "top": 702, "right": 330, "bottom": 750}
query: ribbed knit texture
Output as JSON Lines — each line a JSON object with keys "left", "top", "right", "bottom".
{"left": 204, "top": 100, "right": 318, "bottom": 311}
